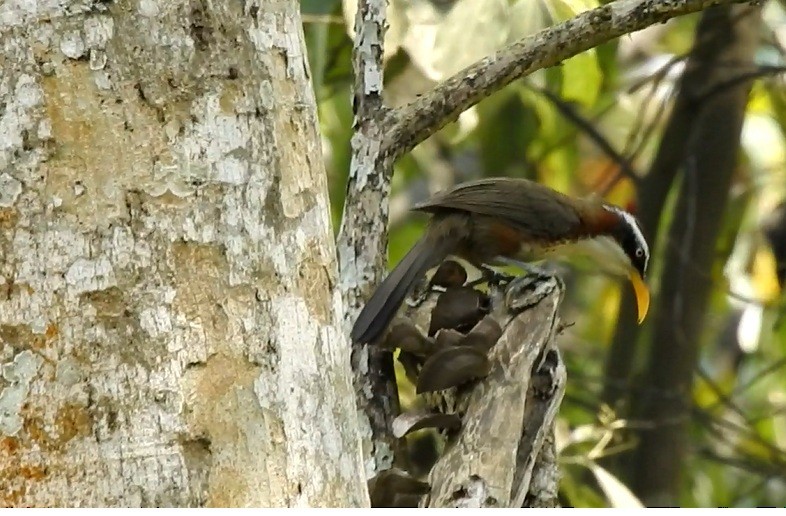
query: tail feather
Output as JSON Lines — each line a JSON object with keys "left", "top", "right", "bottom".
{"left": 351, "top": 235, "right": 450, "bottom": 344}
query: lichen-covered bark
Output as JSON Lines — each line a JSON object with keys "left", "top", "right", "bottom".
{"left": 0, "top": 0, "right": 367, "bottom": 507}
{"left": 338, "top": 0, "right": 400, "bottom": 478}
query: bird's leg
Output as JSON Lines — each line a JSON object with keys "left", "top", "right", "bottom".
{"left": 482, "top": 264, "right": 517, "bottom": 285}
{"left": 405, "top": 284, "right": 446, "bottom": 308}
{"left": 492, "top": 256, "right": 558, "bottom": 281}
{"left": 467, "top": 257, "right": 562, "bottom": 288}
{"left": 405, "top": 276, "right": 444, "bottom": 308}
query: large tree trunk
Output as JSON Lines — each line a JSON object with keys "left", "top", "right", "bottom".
{"left": 0, "top": 0, "right": 367, "bottom": 507}
{"left": 627, "top": 5, "right": 761, "bottom": 506}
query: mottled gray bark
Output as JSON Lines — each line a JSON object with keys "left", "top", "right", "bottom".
{"left": 0, "top": 0, "right": 367, "bottom": 507}
{"left": 337, "top": 0, "right": 400, "bottom": 480}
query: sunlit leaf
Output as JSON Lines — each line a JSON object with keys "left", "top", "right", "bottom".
{"left": 560, "top": 51, "right": 602, "bottom": 107}
{"left": 547, "top": 0, "right": 602, "bottom": 107}
{"left": 588, "top": 463, "right": 644, "bottom": 508}
{"left": 508, "top": 0, "right": 550, "bottom": 40}
{"left": 403, "top": 0, "right": 510, "bottom": 81}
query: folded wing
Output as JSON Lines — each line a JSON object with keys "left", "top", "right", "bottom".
{"left": 412, "top": 178, "right": 585, "bottom": 242}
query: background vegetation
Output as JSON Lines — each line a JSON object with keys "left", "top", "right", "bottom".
{"left": 303, "top": 0, "right": 786, "bottom": 507}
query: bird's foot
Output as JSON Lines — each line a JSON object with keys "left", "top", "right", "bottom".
{"left": 520, "top": 263, "right": 557, "bottom": 283}
{"left": 505, "top": 273, "right": 565, "bottom": 314}
{"left": 467, "top": 265, "right": 516, "bottom": 288}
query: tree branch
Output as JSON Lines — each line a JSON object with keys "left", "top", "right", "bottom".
{"left": 338, "top": 0, "right": 401, "bottom": 479}
{"left": 382, "top": 0, "right": 751, "bottom": 162}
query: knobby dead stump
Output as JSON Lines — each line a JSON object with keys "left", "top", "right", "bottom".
{"left": 366, "top": 261, "right": 568, "bottom": 508}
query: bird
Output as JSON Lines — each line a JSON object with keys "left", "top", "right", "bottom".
{"left": 351, "top": 177, "right": 650, "bottom": 345}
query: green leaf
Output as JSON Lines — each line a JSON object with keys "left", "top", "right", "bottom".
{"left": 476, "top": 88, "right": 538, "bottom": 176}
{"left": 402, "top": 0, "right": 511, "bottom": 80}
{"left": 301, "top": 0, "right": 340, "bottom": 15}
{"left": 561, "top": 463, "right": 608, "bottom": 507}
{"left": 547, "top": 0, "right": 602, "bottom": 107}
{"left": 560, "top": 50, "right": 602, "bottom": 107}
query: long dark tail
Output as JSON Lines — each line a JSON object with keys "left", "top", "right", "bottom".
{"left": 351, "top": 233, "right": 451, "bottom": 344}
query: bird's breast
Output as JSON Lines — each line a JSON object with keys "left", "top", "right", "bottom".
{"left": 512, "top": 240, "right": 561, "bottom": 262}
{"left": 467, "top": 216, "right": 568, "bottom": 263}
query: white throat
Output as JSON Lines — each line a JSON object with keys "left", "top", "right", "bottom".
{"left": 547, "top": 236, "right": 632, "bottom": 277}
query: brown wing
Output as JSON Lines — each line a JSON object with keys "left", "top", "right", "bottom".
{"left": 412, "top": 177, "right": 586, "bottom": 241}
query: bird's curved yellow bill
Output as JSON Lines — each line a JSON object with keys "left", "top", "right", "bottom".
{"left": 628, "top": 271, "right": 650, "bottom": 324}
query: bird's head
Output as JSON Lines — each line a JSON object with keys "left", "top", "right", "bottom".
{"left": 598, "top": 204, "right": 650, "bottom": 323}
{"left": 560, "top": 202, "right": 650, "bottom": 323}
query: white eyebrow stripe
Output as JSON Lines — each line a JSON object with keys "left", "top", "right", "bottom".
{"left": 604, "top": 205, "right": 649, "bottom": 258}
{"left": 622, "top": 211, "right": 648, "bottom": 252}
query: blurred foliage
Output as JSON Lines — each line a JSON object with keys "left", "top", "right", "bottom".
{"left": 301, "top": 0, "right": 786, "bottom": 508}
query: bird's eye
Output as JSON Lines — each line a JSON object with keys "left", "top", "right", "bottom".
{"left": 635, "top": 248, "right": 644, "bottom": 258}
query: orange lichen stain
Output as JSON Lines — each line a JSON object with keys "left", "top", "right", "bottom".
{"left": 0, "top": 437, "right": 42, "bottom": 507}
{"left": 0, "top": 324, "right": 45, "bottom": 350}
{"left": 207, "top": 467, "right": 246, "bottom": 508}
{"left": 0, "top": 486, "right": 27, "bottom": 508}
{"left": 23, "top": 414, "right": 52, "bottom": 450}
{"left": 22, "top": 402, "right": 93, "bottom": 450}
{"left": 0, "top": 461, "right": 47, "bottom": 507}
{"left": 55, "top": 403, "right": 93, "bottom": 445}
{"left": 0, "top": 437, "right": 19, "bottom": 455}
{"left": 45, "top": 323, "right": 59, "bottom": 341}
{"left": 30, "top": 335, "right": 47, "bottom": 350}
{"left": 18, "top": 465, "right": 47, "bottom": 481}
{"left": 0, "top": 322, "right": 57, "bottom": 350}
{"left": 0, "top": 208, "right": 19, "bottom": 229}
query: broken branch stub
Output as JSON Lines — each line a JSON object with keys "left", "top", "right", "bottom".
{"left": 379, "top": 261, "right": 567, "bottom": 508}
{"left": 420, "top": 273, "right": 566, "bottom": 507}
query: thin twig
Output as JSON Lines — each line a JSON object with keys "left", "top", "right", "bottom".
{"left": 694, "top": 65, "right": 786, "bottom": 104}
{"left": 527, "top": 85, "right": 640, "bottom": 185}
